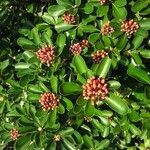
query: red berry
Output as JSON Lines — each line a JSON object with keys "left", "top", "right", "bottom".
{"left": 39, "top": 92, "right": 59, "bottom": 111}
{"left": 62, "top": 13, "right": 75, "bottom": 24}
{"left": 83, "top": 76, "right": 109, "bottom": 104}
{"left": 92, "top": 50, "right": 108, "bottom": 63}
{"left": 10, "top": 128, "right": 20, "bottom": 140}
{"left": 36, "top": 45, "right": 55, "bottom": 67}
{"left": 69, "top": 43, "right": 82, "bottom": 55}
{"left": 101, "top": 22, "right": 114, "bottom": 36}
{"left": 99, "top": 0, "right": 111, "bottom": 5}
{"left": 80, "top": 40, "right": 89, "bottom": 48}
{"left": 121, "top": 19, "right": 139, "bottom": 37}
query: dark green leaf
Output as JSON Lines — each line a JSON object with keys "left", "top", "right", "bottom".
{"left": 96, "top": 56, "right": 112, "bottom": 78}
{"left": 73, "top": 55, "right": 88, "bottom": 74}
{"left": 55, "top": 23, "right": 75, "bottom": 32}
{"left": 48, "top": 5, "right": 66, "bottom": 17}
{"left": 112, "top": 5, "right": 127, "bottom": 20}
{"left": 105, "top": 93, "right": 129, "bottom": 115}
{"left": 127, "top": 64, "right": 150, "bottom": 84}
{"left": 17, "top": 37, "right": 37, "bottom": 50}
{"left": 56, "top": 33, "right": 66, "bottom": 48}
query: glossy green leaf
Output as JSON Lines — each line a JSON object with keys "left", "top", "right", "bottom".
{"left": 50, "top": 75, "right": 58, "bottom": 93}
{"left": 105, "top": 93, "right": 129, "bottom": 115}
{"left": 48, "top": 109, "right": 57, "bottom": 127}
{"left": 108, "top": 80, "right": 121, "bottom": 89}
{"left": 78, "top": 24, "right": 99, "bottom": 33}
{"left": 129, "top": 124, "right": 141, "bottom": 135}
{"left": 73, "top": 55, "right": 88, "bottom": 74}
{"left": 91, "top": 119, "right": 104, "bottom": 133}
{"left": 83, "top": 135, "right": 94, "bottom": 148}
{"left": 55, "top": 23, "right": 75, "bottom": 32}
{"left": 56, "top": 0, "right": 74, "bottom": 7}
{"left": 14, "top": 135, "right": 32, "bottom": 150}
{"left": 102, "top": 127, "right": 109, "bottom": 138}
{"left": 114, "top": 0, "right": 127, "bottom": 7}
{"left": 84, "top": 101, "right": 94, "bottom": 117}
{"left": 56, "top": 33, "right": 66, "bottom": 48}
{"left": 73, "top": 104, "right": 83, "bottom": 114}
{"left": 15, "top": 62, "right": 30, "bottom": 70}
{"left": 116, "top": 34, "right": 128, "bottom": 50}
{"left": 112, "top": 5, "right": 127, "bottom": 20}
{"left": 140, "top": 50, "right": 150, "bottom": 58}
{"left": 17, "top": 37, "right": 37, "bottom": 50}
{"left": 23, "top": 51, "right": 34, "bottom": 62}
{"left": 57, "top": 103, "right": 65, "bottom": 114}
{"left": 77, "top": 74, "right": 86, "bottom": 84}
{"left": 63, "top": 138, "right": 76, "bottom": 150}
{"left": 31, "top": 27, "right": 41, "bottom": 45}
{"left": 139, "top": 19, "right": 150, "bottom": 30}
{"left": 77, "top": 96, "right": 87, "bottom": 106}
{"left": 132, "top": 34, "right": 144, "bottom": 49}
{"left": 59, "top": 127, "right": 74, "bottom": 137}
{"left": 72, "top": 131, "right": 83, "bottom": 144}
{"left": 127, "top": 65, "right": 150, "bottom": 84}
{"left": 132, "top": 0, "right": 150, "bottom": 12}
{"left": 96, "top": 139, "right": 110, "bottom": 150}
{"left": 0, "top": 59, "right": 9, "bottom": 71}
{"left": 96, "top": 56, "right": 112, "bottom": 78}
{"left": 28, "top": 84, "right": 43, "bottom": 93}
{"left": 39, "top": 82, "right": 49, "bottom": 92}
{"left": 27, "top": 93, "right": 40, "bottom": 102}
{"left": 63, "top": 97, "right": 73, "bottom": 110}
{"left": 42, "top": 13, "right": 55, "bottom": 24}
{"left": 48, "top": 5, "right": 66, "bottom": 17}
{"left": 84, "top": 3, "right": 94, "bottom": 14}
{"left": 42, "top": 31, "right": 52, "bottom": 45}
{"left": 60, "top": 82, "right": 82, "bottom": 95}
{"left": 97, "top": 5, "right": 108, "bottom": 17}
{"left": 88, "top": 33, "right": 100, "bottom": 45}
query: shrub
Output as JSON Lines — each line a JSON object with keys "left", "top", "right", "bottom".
{"left": 0, "top": 0, "right": 150, "bottom": 149}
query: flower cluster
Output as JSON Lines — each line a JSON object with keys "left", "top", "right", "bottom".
{"left": 101, "top": 22, "right": 114, "bottom": 36}
{"left": 62, "top": 13, "right": 75, "bottom": 24}
{"left": 10, "top": 128, "right": 20, "bottom": 140}
{"left": 99, "top": 0, "right": 111, "bottom": 5}
{"left": 92, "top": 50, "right": 108, "bottom": 63}
{"left": 39, "top": 92, "right": 59, "bottom": 111}
{"left": 53, "top": 134, "right": 61, "bottom": 142}
{"left": 83, "top": 76, "right": 109, "bottom": 104}
{"left": 69, "top": 40, "right": 89, "bottom": 55}
{"left": 36, "top": 45, "right": 55, "bottom": 67}
{"left": 121, "top": 19, "right": 139, "bottom": 37}
{"left": 80, "top": 40, "right": 89, "bottom": 48}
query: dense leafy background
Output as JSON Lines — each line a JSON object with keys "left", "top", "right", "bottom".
{"left": 0, "top": 0, "right": 150, "bottom": 149}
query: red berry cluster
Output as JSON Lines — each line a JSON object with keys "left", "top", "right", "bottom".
{"left": 92, "top": 50, "right": 108, "bottom": 63}
{"left": 69, "top": 43, "right": 82, "bottom": 55}
{"left": 101, "top": 22, "right": 114, "bottom": 36}
{"left": 69, "top": 40, "right": 89, "bottom": 55}
{"left": 83, "top": 76, "right": 108, "bottom": 104}
{"left": 62, "top": 13, "right": 75, "bottom": 24}
{"left": 121, "top": 19, "right": 139, "bottom": 37}
{"left": 99, "top": 0, "right": 111, "bottom": 5}
{"left": 80, "top": 40, "right": 89, "bottom": 48}
{"left": 10, "top": 128, "right": 20, "bottom": 140}
{"left": 39, "top": 92, "right": 59, "bottom": 111}
{"left": 36, "top": 45, "right": 55, "bottom": 67}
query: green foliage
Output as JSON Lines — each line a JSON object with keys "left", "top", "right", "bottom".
{"left": 0, "top": 0, "right": 150, "bottom": 149}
